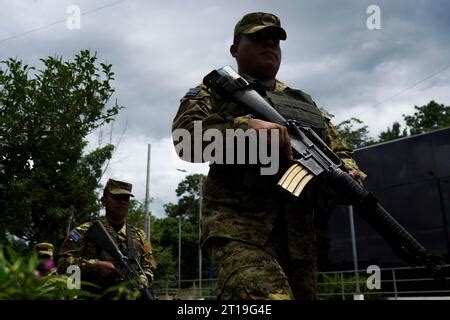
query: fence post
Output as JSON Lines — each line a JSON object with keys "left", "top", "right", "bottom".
{"left": 340, "top": 272, "right": 346, "bottom": 300}
{"left": 392, "top": 269, "right": 398, "bottom": 300}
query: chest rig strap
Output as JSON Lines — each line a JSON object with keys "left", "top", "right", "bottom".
{"left": 126, "top": 225, "right": 137, "bottom": 260}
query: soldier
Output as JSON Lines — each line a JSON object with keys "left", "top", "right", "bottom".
{"left": 34, "top": 242, "right": 57, "bottom": 276}
{"left": 172, "top": 12, "right": 366, "bottom": 300}
{"left": 57, "top": 178, "right": 156, "bottom": 297}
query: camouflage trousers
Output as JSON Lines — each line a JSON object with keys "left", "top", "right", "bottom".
{"left": 208, "top": 238, "right": 317, "bottom": 300}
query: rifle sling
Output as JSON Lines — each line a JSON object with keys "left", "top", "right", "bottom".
{"left": 83, "top": 220, "right": 137, "bottom": 262}
{"left": 126, "top": 225, "right": 137, "bottom": 260}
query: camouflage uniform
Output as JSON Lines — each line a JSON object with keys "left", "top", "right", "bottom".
{"left": 57, "top": 179, "right": 156, "bottom": 292}
{"left": 172, "top": 12, "right": 365, "bottom": 300}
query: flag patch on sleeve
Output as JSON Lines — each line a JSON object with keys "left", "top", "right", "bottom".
{"left": 184, "top": 86, "right": 200, "bottom": 97}
{"left": 70, "top": 230, "right": 81, "bottom": 242}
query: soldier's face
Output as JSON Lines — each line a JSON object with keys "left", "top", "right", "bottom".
{"left": 102, "top": 193, "right": 130, "bottom": 223}
{"left": 230, "top": 29, "right": 282, "bottom": 81}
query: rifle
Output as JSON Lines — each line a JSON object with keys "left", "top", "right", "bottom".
{"left": 85, "top": 220, "right": 156, "bottom": 300}
{"left": 203, "top": 66, "right": 446, "bottom": 282}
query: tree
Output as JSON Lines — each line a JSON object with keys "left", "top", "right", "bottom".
{"left": 163, "top": 174, "right": 211, "bottom": 281}
{"left": 403, "top": 100, "right": 450, "bottom": 135}
{"left": 125, "top": 200, "right": 178, "bottom": 283}
{"left": 336, "top": 117, "right": 375, "bottom": 149}
{"left": 164, "top": 174, "right": 206, "bottom": 223}
{"left": 126, "top": 199, "right": 147, "bottom": 230}
{"left": 0, "top": 50, "right": 123, "bottom": 246}
{"left": 153, "top": 217, "right": 199, "bottom": 283}
{"left": 378, "top": 122, "right": 407, "bottom": 143}
{"left": 376, "top": 100, "right": 450, "bottom": 143}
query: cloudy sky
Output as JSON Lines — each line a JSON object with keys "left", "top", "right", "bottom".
{"left": 2, "top": 0, "right": 449, "bottom": 217}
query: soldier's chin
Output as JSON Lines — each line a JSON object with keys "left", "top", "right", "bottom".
{"left": 108, "top": 210, "right": 128, "bottom": 223}
{"left": 256, "top": 61, "right": 279, "bottom": 79}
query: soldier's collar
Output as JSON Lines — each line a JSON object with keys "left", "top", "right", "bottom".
{"left": 102, "top": 216, "right": 127, "bottom": 236}
{"left": 117, "top": 223, "right": 127, "bottom": 237}
{"left": 240, "top": 73, "right": 287, "bottom": 92}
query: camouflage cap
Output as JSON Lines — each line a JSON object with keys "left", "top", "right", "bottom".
{"left": 234, "top": 12, "right": 287, "bottom": 40}
{"left": 105, "top": 178, "right": 135, "bottom": 197}
{"left": 34, "top": 242, "right": 54, "bottom": 258}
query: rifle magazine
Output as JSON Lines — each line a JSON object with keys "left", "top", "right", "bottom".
{"left": 278, "top": 163, "right": 315, "bottom": 197}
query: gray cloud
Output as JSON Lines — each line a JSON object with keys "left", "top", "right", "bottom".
{"left": 2, "top": 0, "right": 449, "bottom": 216}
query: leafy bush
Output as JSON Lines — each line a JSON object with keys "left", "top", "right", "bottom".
{"left": 317, "top": 272, "right": 380, "bottom": 300}
{"left": 0, "top": 246, "right": 94, "bottom": 299}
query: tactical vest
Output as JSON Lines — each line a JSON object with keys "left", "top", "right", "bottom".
{"left": 96, "top": 225, "right": 137, "bottom": 262}
{"left": 82, "top": 223, "right": 140, "bottom": 289}
{"left": 265, "top": 88, "right": 327, "bottom": 139}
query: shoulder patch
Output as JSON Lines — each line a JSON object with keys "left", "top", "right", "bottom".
{"left": 319, "top": 108, "right": 334, "bottom": 121}
{"left": 69, "top": 230, "right": 82, "bottom": 242}
{"left": 322, "top": 113, "right": 333, "bottom": 121}
{"left": 184, "top": 86, "right": 201, "bottom": 97}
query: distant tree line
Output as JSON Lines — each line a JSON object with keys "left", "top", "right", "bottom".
{"left": 335, "top": 100, "right": 450, "bottom": 149}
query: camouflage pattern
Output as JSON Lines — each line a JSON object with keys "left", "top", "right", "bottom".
{"left": 210, "top": 240, "right": 293, "bottom": 300}
{"left": 234, "top": 12, "right": 287, "bottom": 40}
{"left": 172, "top": 73, "right": 366, "bottom": 300}
{"left": 34, "top": 242, "right": 54, "bottom": 259}
{"left": 57, "top": 216, "right": 156, "bottom": 289}
{"left": 105, "top": 178, "right": 135, "bottom": 196}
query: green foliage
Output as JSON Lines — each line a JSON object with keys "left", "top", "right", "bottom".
{"left": 0, "top": 245, "right": 142, "bottom": 300}
{"left": 318, "top": 273, "right": 378, "bottom": 300}
{"left": 162, "top": 174, "right": 210, "bottom": 282}
{"left": 164, "top": 174, "right": 205, "bottom": 222}
{"left": 378, "top": 122, "right": 407, "bottom": 143}
{"left": 376, "top": 101, "right": 449, "bottom": 143}
{"left": 336, "top": 101, "right": 450, "bottom": 146}
{"left": 127, "top": 173, "right": 210, "bottom": 284}
{"left": 0, "top": 246, "right": 95, "bottom": 299}
{"left": 0, "top": 50, "right": 123, "bottom": 246}
{"left": 152, "top": 245, "right": 177, "bottom": 283}
{"left": 99, "top": 280, "right": 142, "bottom": 300}
{"left": 154, "top": 216, "right": 200, "bottom": 282}
{"left": 403, "top": 100, "right": 450, "bottom": 135}
{"left": 336, "top": 117, "right": 375, "bottom": 149}
{"left": 126, "top": 199, "right": 146, "bottom": 230}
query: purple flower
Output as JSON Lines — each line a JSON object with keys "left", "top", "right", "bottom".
{"left": 43, "top": 259, "right": 55, "bottom": 271}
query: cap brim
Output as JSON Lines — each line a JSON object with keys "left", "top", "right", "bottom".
{"left": 109, "top": 189, "right": 135, "bottom": 197}
{"left": 241, "top": 25, "right": 287, "bottom": 40}
{"left": 38, "top": 251, "right": 53, "bottom": 257}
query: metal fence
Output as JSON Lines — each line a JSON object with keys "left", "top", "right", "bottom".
{"left": 316, "top": 264, "right": 450, "bottom": 300}
{"left": 151, "top": 264, "right": 450, "bottom": 300}
{"left": 152, "top": 279, "right": 217, "bottom": 300}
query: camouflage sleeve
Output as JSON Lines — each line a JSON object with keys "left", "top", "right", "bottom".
{"left": 57, "top": 223, "right": 98, "bottom": 275}
{"left": 172, "top": 84, "right": 253, "bottom": 161}
{"left": 135, "top": 228, "right": 157, "bottom": 287}
{"left": 322, "top": 114, "right": 367, "bottom": 182}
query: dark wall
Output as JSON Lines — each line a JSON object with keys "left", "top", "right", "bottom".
{"left": 320, "top": 128, "right": 450, "bottom": 271}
